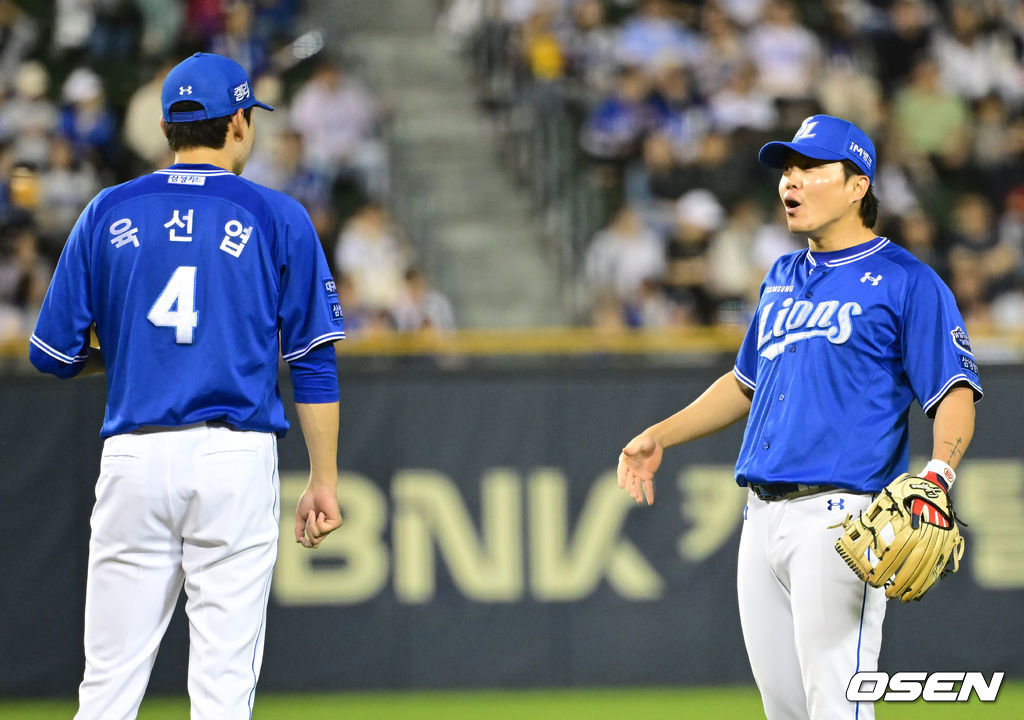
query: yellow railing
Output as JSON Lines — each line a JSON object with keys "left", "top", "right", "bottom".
{"left": 4, "top": 326, "right": 1023, "bottom": 359}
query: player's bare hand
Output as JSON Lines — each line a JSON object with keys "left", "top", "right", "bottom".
{"left": 617, "top": 433, "right": 663, "bottom": 505}
{"left": 294, "top": 479, "right": 342, "bottom": 549}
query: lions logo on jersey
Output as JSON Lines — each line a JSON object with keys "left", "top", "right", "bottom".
{"left": 757, "top": 298, "right": 862, "bottom": 360}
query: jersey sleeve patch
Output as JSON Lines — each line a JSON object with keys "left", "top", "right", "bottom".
{"left": 329, "top": 302, "right": 343, "bottom": 323}
{"left": 323, "top": 278, "right": 338, "bottom": 297}
{"left": 950, "top": 326, "right": 973, "bottom": 354}
{"left": 959, "top": 354, "right": 978, "bottom": 375}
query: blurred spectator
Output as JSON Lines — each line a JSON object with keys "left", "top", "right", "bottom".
{"left": 614, "top": 0, "right": 700, "bottom": 71}
{"left": 391, "top": 267, "right": 456, "bottom": 332}
{"left": 745, "top": 0, "right": 822, "bottom": 104}
{"left": 624, "top": 277, "right": 681, "bottom": 328}
{"left": 580, "top": 65, "right": 651, "bottom": 161}
{"left": 870, "top": 0, "right": 934, "bottom": 99}
{"left": 239, "top": 72, "right": 289, "bottom": 176}
{"left": 632, "top": 132, "right": 688, "bottom": 230}
{"left": 336, "top": 271, "right": 396, "bottom": 338}
{"left": 646, "top": 62, "right": 709, "bottom": 164}
{"left": 0, "top": 1, "right": 37, "bottom": 92}
{"left": 708, "top": 59, "right": 778, "bottom": 135}
{"left": 691, "top": 3, "right": 746, "bottom": 99}
{"left": 707, "top": 198, "right": 765, "bottom": 322}
{"left": 816, "top": 3, "right": 885, "bottom": 137}
{"left": 664, "top": 189, "right": 724, "bottom": 325}
{"left": 253, "top": 0, "right": 301, "bottom": 46}
{"left": 583, "top": 205, "right": 665, "bottom": 305}
{"left": 752, "top": 206, "right": 803, "bottom": 272}
{"left": 0, "top": 213, "right": 51, "bottom": 341}
{"left": 565, "top": 0, "right": 618, "bottom": 99}
{"left": 891, "top": 56, "right": 971, "bottom": 183}
{"left": 123, "top": 58, "right": 177, "bottom": 171}
{"left": 718, "top": 0, "right": 770, "bottom": 28}
{"left": 893, "top": 208, "right": 945, "bottom": 278}
{"left": 90, "top": 0, "right": 142, "bottom": 60}
{"left": 945, "top": 192, "right": 1019, "bottom": 305}
{"left": 334, "top": 201, "right": 410, "bottom": 313}
{"left": 245, "top": 128, "right": 332, "bottom": 238}
{"left": 185, "top": 0, "right": 225, "bottom": 46}
{"left": 932, "top": 0, "right": 1023, "bottom": 106}
{"left": 36, "top": 136, "right": 100, "bottom": 248}
{"left": 520, "top": 4, "right": 566, "bottom": 84}
{"left": 872, "top": 137, "right": 921, "bottom": 224}
{"left": 210, "top": 0, "right": 270, "bottom": 77}
{"left": 133, "top": 0, "right": 185, "bottom": 58}
{"left": 59, "top": 67, "right": 119, "bottom": 171}
{"left": 52, "top": 0, "right": 94, "bottom": 61}
{"left": 290, "top": 57, "right": 388, "bottom": 196}
{"left": 997, "top": 186, "right": 1024, "bottom": 261}
{"left": 0, "top": 61, "right": 59, "bottom": 169}
{"left": 968, "top": 92, "right": 1023, "bottom": 205}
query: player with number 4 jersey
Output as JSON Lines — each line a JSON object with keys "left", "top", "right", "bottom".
{"left": 32, "top": 148, "right": 343, "bottom": 436}
{"left": 30, "top": 53, "right": 344, "bottom": 720}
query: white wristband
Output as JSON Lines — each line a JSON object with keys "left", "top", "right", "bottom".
{"left": 919, "top": 459, "right": 956, "bottom": 488}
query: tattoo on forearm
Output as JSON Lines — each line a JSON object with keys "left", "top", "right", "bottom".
{"left": 943, "top": 437, "right": 964, "bottom": 463}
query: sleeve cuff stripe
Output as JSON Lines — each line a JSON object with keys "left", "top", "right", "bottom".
{"left": 922, "top": 374, "right": 983, "bottom": 413}
{"left": 29, "top": 335, "right": 86, "bottom": 364}
{"left": 733, "top": 366, "right": 756, "bottom": 390}
{"left": 282, "top": 331, "right": 346, "bottom": 362}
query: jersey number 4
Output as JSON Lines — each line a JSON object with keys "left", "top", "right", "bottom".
{"left": 147, "top": 266, "right": 198, "bottom": 344}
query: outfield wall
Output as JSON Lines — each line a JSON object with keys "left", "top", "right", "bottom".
{"left": 2, "top": 362, "right": 1022, "bottom": 695}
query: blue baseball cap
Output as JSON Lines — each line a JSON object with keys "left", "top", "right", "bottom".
{"left": 758, "top": 114, "right": 875, "bottom": 182}
{"left": 161, "top": 52, "right": 273, "bottom": 123}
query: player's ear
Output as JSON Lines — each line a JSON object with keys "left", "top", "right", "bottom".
{"left": 229, "top": 109, "right": 247, "bottom": 140}
{"left": 160, "top": 118, "right": 167, "bottom": 138}
{"left": 849, "top": 174, "right": 870, "bottom": 203}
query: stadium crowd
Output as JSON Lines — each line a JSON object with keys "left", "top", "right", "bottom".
{"left": 0, "top": 0, "right": 453, "bottom": 345}
{"left": 444, "top": 0, "right": 1024, "bottom": 332}
{"left": 3, "top": 0, "right": 1024, "bottom": 343}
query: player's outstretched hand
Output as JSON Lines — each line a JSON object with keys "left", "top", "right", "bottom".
{"left": 617, "top": 433, "right": 663, "bottom": 505}
{"left": 294, "top": 475, "right": 342, "bottom": 549}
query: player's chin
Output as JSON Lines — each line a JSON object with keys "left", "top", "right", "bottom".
{"left": 784, "top": 216, "right": 814, "bottom": 234}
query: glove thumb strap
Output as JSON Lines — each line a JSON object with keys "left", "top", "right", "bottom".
{"left": 917, "top": 459, "right": 956, "bottom": 491}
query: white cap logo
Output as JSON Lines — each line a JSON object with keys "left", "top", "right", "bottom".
{"left": 232, "top": 81, "right": 251, "bottom": 103}
{"left": 179, "top": 85, "right": 192, "bottom": 95}
{"left": 792, "top": 118, "right": 818, "bottom": 141}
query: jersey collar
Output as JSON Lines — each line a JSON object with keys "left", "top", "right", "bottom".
{"left": 157, "top": 162, "right": 234, "bottom": 175}
{"left": 806, "top": 237, "right": 888, "bottom": 267}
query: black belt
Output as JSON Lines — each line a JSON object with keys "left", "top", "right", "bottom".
{"left": 748, "top": 482, "right": 843, "bottom": 502}
{"left": 131, "top": 420, "right": 240, "bottom": 434}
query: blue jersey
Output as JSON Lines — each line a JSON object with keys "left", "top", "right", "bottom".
{"left": 733, "top": 237, "right": 981, "bottom": 493}
{"left": 31, "top": 163, "right": 345, "bottom": 437}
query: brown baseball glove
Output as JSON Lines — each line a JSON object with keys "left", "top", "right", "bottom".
{"left": 834, "top": 473, "right": 965, "bottom": 603}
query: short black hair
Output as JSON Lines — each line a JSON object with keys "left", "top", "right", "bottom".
{"left": 164, "top": 100, "right": 253, "bottom": 152}
{"left": 841, "top": 160, "right": 878, "bottom": 229}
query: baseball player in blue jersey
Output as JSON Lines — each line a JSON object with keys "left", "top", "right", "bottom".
{"left": 617, "top": 115, "right": 981, "bottom": 719}
{"left": 29, "top": 53, "right": 344, "bottom": 719}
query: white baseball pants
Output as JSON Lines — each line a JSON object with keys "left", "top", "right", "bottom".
{"left": 75, "top": 424, "right": 280, "bottom": 720}
{"left": 738, "top": 489, "right": 887, "bottom": 720}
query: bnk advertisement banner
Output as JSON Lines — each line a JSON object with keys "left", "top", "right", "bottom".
{"left": 1, "top": 364, "right": 1022, "bottom": 694}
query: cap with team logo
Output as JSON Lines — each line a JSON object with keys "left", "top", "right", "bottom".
{"left": 758, "top": 114, "right": 876, "bottom": 182}
{"left": 161, "top": 52, "right": 274, "bottom": 123}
